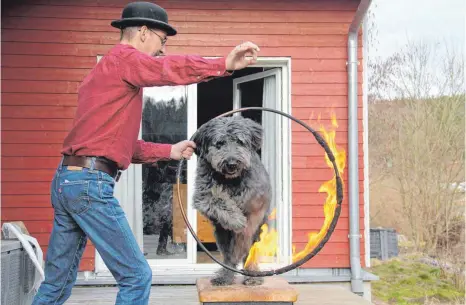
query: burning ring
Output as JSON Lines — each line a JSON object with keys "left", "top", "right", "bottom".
{"left": 176, "top": 107, "right": 343, "bottom": 277}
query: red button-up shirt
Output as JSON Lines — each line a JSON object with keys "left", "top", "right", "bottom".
{"left": 61, "top": 43, "right": 229, "bottom": 170}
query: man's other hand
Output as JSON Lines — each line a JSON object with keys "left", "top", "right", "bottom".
{"left": 170, "top": 140, "right": 196, "bottom": 160}
{"left": 225, "top": 42, "right": 260, "bottom": 71}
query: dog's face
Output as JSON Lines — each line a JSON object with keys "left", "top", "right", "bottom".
{"left": 193, "top": 116, "right": 262, "bottom": 178}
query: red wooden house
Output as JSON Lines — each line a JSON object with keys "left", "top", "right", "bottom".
{"left": 1, "top": 0, "right": 376, "bottom": 300}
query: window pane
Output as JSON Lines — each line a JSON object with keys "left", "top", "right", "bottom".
{"left": 141, "top": 86, "right": 188, "bottom": 260}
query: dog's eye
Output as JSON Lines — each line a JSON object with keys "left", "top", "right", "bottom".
{"left": 215, "top": 140, "right": 225, "bottom": 148}
{"left": 236, "top": 139, "right": 244, "bottom": 145}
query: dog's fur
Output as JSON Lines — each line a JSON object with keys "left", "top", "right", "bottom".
{"left": 192, "top": 116, "right": 272, "bottom": 286}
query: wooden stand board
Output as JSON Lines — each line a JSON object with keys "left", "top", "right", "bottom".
{"left": 196, "top": 276, "right": 298, "bottom": 304}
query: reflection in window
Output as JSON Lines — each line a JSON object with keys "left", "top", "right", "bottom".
{"left": 141, "top": 86, "right": 188, "bottom": 260}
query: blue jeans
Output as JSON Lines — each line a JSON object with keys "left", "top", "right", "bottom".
{"left": 32, "top": 157, "right": 152, "bottom": 305}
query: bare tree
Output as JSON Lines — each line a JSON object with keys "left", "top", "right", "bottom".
{"left": 368, "top": 39, "right": 465, "bottom": 255}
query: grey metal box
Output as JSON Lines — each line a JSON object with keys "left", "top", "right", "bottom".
{"left": 370, "top": 228, "right": 399, "bottom": 260}
{"left": 1, "top": 239, "right": 37, "bottom": 305}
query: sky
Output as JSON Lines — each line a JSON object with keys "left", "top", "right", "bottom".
{"left": 366, "top": 0, "right": 465, "bottom": 98}
{"left": 366, "top": 0, "right": 465, "bottom": 59}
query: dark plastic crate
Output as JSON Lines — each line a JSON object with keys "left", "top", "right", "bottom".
{"left": 370, "top": 228, "right": 399, "bottom": 260}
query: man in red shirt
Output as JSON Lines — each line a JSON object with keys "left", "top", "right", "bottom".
{"left": 32, "top": 2, "right": 260, "bottom": 305}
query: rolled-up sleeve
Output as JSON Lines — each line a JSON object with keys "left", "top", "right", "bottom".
{"left": 117, "top": 49, "right": 231, "bottom": 88}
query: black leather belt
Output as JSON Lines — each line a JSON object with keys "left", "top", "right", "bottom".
{"left": 62, "top": 155, "right": 122, "bottom": 181}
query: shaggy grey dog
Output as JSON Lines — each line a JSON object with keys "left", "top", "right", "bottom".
{"left": 192, "top": 115, "right": 272, "bottom": 286}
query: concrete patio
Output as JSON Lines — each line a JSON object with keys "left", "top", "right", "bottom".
{"left": 65, "top": 283, "right": 374, "bottom": 305}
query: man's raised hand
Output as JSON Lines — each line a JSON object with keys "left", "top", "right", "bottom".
{"left": 225, "top": 42, "right": 260, "bottom": 71}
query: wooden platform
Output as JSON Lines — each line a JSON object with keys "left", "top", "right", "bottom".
{"left": 197, "top": 276, "right": 298, "bottom": 304}
{"left": 65, "top": 283, "right": 374, "bottom": 305}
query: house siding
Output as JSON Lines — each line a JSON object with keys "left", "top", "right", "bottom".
{"left": 1, "top": 0, "right": 365, "bottom": 271}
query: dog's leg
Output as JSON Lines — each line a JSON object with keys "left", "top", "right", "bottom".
{"left": 241, "top": 221, "right": 262, "bottom": 268}
{"left": 228, "top": 231, "right": 263, "bottom": 286}
{"left": 241, "top": 208, "right": 269, "bottom": 286}
{"left": 193, "top": 186, "right": 247, "bottom": 233}
{"left": 241, "top": 222, "right": 266, "bottom": 286}
{"left": 196, "top": 199, "right": 247, "bottom": 232}
{"left": 211, "top": 224, "right": 237, "bottom": 286}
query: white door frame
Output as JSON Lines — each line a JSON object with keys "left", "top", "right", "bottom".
{"left": 94, "top": 56, "right": 292, "bottom": 276}
{"left": 231, "top": 63, "right": 292, "bottom": 268}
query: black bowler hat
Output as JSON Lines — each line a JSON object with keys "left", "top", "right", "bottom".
{"left": 111, "top": 1, "right": 177, "bottom": 36}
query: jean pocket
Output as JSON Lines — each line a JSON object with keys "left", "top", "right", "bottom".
{"left": 60, "top": 180, "right": 91, "bottom": 214}
{"left": 98, "top": 172, "right": 115, "bottom": 200}
{"left": 99, "top": 180, "right": 115, "bottom": 200}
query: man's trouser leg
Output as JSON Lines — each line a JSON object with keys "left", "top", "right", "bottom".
{"left": 33, "top": 159, "right": 152, "bottom": 305}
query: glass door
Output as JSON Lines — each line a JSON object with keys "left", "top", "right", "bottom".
{"left": 140, "top": 85, "right": 198, "bottom": 267}
{"left": 232, "top": 68, "right": 291, "bottom": 267}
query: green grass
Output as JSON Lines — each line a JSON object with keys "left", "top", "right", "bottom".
{"left": 369, "top": 256, "right": 465, "bottom": 304}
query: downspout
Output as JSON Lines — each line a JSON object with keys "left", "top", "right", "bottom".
{"left": 347, "top": 0, "right": 372, "bottom": 296}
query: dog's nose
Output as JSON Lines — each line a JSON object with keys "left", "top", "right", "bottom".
{"left": 226, "top": 159, "right": 238, "bottom": 170}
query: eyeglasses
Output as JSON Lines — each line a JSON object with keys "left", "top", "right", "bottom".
{"left": 148, "top": 28, "right": 167, "bottom": 46}
{"left": 138, "top": 27, "right": 167, "bottom": 46}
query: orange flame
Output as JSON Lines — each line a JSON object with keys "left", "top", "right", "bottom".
{"left": 292, "top": 110, "right": 346, "bottom": 262}
{"left": 243, "top": 110, "right": 346, "bottom": 268}
{"left": 244, "top": 208, "right": 278, "bottom": 268}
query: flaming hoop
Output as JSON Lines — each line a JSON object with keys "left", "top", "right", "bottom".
{"left": 176, "top": 107, "right": 343, "bottom": 277}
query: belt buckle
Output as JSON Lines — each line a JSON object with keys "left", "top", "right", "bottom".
{"left": 115, "top": 171, "right": 122, "bottom": 182}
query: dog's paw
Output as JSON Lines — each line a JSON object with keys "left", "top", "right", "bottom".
{"left": 228, "top": 214, "right": 247, "bottom": 232}
{"left": 211, "top": 275, "right": 234, "bottom": 286}
{"left": 211, "top": 268, "right": 235, "bottom": 286}
{"left": 243, "top": 276, "right": 264, "bottom": 286}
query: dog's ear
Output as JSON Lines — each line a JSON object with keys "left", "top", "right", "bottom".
{"left": 245, "top": 118, "right": 263, "bottom": 151}
{"left": 192, "top": 120, "right": 214, "bottom": 158}
{"left": 191, "top": 129, "right": 205, "bottom": 157}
